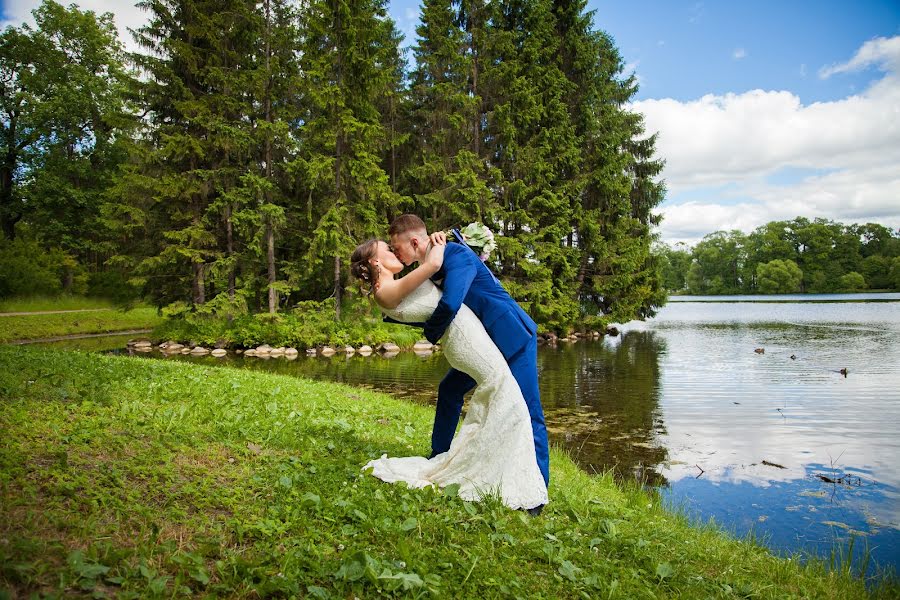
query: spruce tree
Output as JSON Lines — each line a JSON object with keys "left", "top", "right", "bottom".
{"left": 483, "top": 0, "right": 581, "bottom": 329}
{"left": 295, "top": 0, "right": 404, "bottom": 318}
{"left": 404, "top": 0, "right": 491, "bottom": 227}
{"left": 130, "top": 0, "right": 259, "bottom": 308}
{"left": 553, "top": 0, "right": 666, "bottom": 325}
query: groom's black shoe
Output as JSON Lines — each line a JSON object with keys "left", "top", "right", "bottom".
{"left": 526, "top": 504, "right": 545, "bottom": 517}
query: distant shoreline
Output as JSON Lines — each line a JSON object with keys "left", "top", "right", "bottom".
{"left": 668, "top": 292, "right": 900, "bottom": 303}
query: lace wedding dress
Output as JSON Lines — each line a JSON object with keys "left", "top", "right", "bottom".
{"left": 364, "top": 280, "right": 548, "bottom": 510}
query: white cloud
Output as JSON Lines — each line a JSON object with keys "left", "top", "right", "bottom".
{"left": 632, "top": 35, "right": 900, "bottom": 244}
{"left": 819, "top": 35, "right": 900, "bottom": 79}
{"left": 3, "top": 1, "right": 150, "bottom": 53}
{"left": 732, "top": 47, "right": 747, "bottom": 60}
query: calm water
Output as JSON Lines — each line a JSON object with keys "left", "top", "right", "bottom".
{"left": 39, "top": 293, "right": 900, "bottom": 574}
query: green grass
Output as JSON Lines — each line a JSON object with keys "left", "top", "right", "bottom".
{"left": 0, "top": 296, "right": 120, "bottom": 313}
{"left": 0, "top": 308, "right": 162, "bottom": 343}
{"left": 0, "top": 347, "right": 895, "bottom": 599}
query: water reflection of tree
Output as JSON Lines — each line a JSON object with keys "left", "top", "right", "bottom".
{"left": 539, "top": 332, "right": 669, "bottom": 485}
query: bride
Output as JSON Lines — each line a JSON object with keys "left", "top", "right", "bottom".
{"left": 350, "top": 237, "right": 548, "bottom": 511}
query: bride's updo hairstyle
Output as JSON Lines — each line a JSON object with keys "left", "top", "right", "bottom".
{"left": 350, "top": 239, "right": 380, "bottom": 294}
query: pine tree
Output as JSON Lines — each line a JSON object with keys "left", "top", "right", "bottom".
{"left": 553, "top": 0, "right": 666, "bottom": 325}
{"left": 130, "top": 0, "right": 259, "bottom": 308}
{"left": 482, "top": 0, "right": 581, "bottom": 329}
{"left": 403, "top": 0, "right": 491, "bottom": 227}
{"left": 295, "top": 0, "right": 404, "bottom": 318}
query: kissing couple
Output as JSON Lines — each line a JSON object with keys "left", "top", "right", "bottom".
{"left": 350, "top": 214, "right": 550, "bottom": 513}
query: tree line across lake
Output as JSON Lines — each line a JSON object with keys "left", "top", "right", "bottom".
{"left": 656, "top": 218, "right": 900, "bottom": 295}
{"left": 0, "top": 0, "right": 665, "bottom": 333}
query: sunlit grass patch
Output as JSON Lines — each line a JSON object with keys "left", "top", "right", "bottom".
{"left": 0, "top": 308, "right": 161, "bottom": 342}
{"left": 0, "top": 296, "right": 119, "bottom": 313}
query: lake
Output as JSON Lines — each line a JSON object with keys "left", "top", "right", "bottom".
{"left": 40, "top": 293, "right": 900, "bottom": 575}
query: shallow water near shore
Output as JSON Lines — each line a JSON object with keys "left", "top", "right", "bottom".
{"left": 40, "top": 293, "right": 900, "bottom": 575}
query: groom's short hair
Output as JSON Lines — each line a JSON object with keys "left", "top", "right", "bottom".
{"left": 388, "top": 214, "right": 427, "bottom": 238}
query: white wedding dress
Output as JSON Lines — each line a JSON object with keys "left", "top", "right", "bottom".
{"left": 364, "top": 280, "right": 548, "bottom": 510}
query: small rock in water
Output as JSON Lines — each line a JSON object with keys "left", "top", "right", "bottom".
{"left": 320, "top": 346, "right": 336, "bottom": 356}
{"left": 344, "top": 346, "right": 355, "bottom": 354}
{"left": 379, "top": 342, "right": 400, "bottom": 353}
{"left": 306, "top": 348, "right": 317, "bottom": 356}
{"left": 358, "top": 345, "right": 373, "bottom": 355}
{"left": 413, "top": 340, "right": 433, "bottom": 351}
{"left": 284, "top": 347, "right": 299, "bottom": 356}
{"left": 191, "top": 347, "right": 210, "bottom": 355}
{"left": 211, "top": 349, "right": 227, "bottom": 357}
{"left": 254, "top": 346, "right": 271, "bottom": 355}
{"left": 270, "top": 347, "right": 286, "bottom": 356}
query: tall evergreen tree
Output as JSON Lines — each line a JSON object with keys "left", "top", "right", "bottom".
{"left": 296, "top": 0, "right": 404, "bottom": 318}
{"left": 404, "top": 0, "right": 491, "bottom": 227}
{"left": 130, "top": 0, "right": 259, "bottom": 307}
{"left": 231, "top": 0, "right": 303, "bottom": 314}
{"left": 553, "top": 0, "right": 665, "bottom": 324}
{"left": 484, "top": 0, "right": 581, "bottom": 329}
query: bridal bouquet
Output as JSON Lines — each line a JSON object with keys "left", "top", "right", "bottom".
{"left": 450, "top": 222, "right": 497, "bottom": 262}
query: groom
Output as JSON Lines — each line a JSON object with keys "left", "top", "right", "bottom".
{"left": 387, "top": 214, "right": 550, "bottom": 490}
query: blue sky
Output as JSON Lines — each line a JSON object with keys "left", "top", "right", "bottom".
{"left": 590, "top": 1, "right": 900, "bottom": 103}
{"left": 5, "top": 0, "right": 900, "bottom": 244}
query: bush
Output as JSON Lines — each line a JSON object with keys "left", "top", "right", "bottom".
{"left": 152, "top": 297, "right": 423, "bottom": 350}
{"left": 838, "top": 271, "right": 867, "bottom": 292}
{"left": 0, "top": 237, "right": 67, "bottom": 298}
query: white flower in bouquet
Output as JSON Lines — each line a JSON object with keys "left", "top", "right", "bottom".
{"left": 455, "top": 222, "right": 497, "bottom": 262}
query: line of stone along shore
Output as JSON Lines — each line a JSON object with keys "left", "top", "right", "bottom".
{"left": 126, "top": 326, "right": 621, "bottom": 359}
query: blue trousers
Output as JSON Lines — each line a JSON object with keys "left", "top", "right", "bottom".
{"left": 430, "top": 335, "right": 550, "bottom": 487}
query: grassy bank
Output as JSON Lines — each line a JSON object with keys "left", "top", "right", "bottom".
{"left": 0, "top": 308, "right": 162, "bottom": 343}
{"left": 0, "top": 347, "right": 893, "bottom": 598}
{"left": 0, "top": 296, "right": 119, "bottom": 313}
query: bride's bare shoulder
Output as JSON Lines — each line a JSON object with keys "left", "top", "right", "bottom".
{"left": 373, "top": 282, "right": 399, "bottom": 310}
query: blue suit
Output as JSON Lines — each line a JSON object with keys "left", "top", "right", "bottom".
{"left": 422, "top": 241, "right": 550, "bottom": 487}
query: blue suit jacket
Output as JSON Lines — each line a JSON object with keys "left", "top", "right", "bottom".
{"left": 423, "top": 242, "right": 537, "bottom": 361}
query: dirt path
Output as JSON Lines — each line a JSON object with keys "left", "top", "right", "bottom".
{"left": 7, "top": 329, "right": 152, "bottom": 345}
{"left": 0, "top": 308, "right": 111, "bottom": 317}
